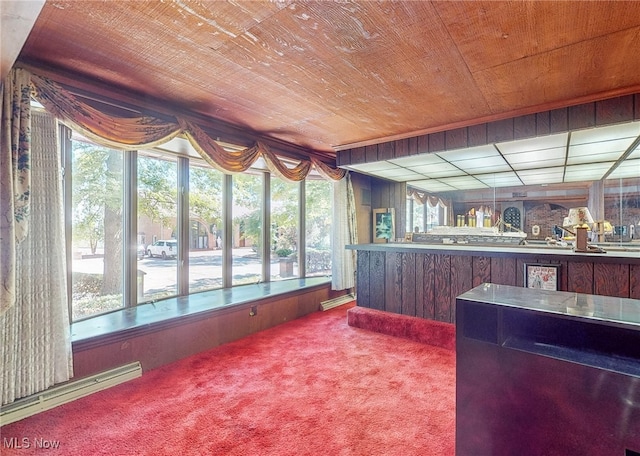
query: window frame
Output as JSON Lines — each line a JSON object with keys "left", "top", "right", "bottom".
{"left": 62, "top": 127, "right": 331, "bottom": 324}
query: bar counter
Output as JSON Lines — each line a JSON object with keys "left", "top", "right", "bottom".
{"left": 347, "top": 242, "right": 640, "bottom": 323}
{"left": 456, "top": 284, "right": 640, "bottom": 454}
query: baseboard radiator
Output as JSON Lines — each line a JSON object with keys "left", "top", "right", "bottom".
{"left": 321, "top": 293, "right": 356, "bottom": 311}
{"left": 1, "top": 361, "right": 142, "bottom": 426}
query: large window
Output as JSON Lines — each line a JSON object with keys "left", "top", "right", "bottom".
{"left": 305, "top": 179, "right": 332, "bottom": 277}
{"left": 188, "top": 162, "right": 223, "bottom": 293}
{"left": 231, "top": 172, "right": 264, "bottom": 286}
{"left": 70, "top": 140, "right": 124, "bottom": 320}
{"left": 63, "top": 131, "right": 333, "bottom": 322}
{"left": 270, "top": 176, "right": 299, "bottom": 281}
{"left": 137, "top": 153, "right": 179, "bottom": 303}
{"left": 406, "top": 193, "right": 445, "bottom": 233}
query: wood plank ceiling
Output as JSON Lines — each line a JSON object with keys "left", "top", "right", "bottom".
{"left": 14, "top": 0, "right": 640, "bottom": 158}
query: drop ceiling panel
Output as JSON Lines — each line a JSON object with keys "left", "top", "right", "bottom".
{"left": 475, "top": 172, "right": 523, "bottom": 187}
{"left": 437, "top": 145, "right": 498, "bottom": 161}
{"left": 517, "top": 167, "right": 566, "bottom": 185}
{"left": 438, "top": 176, "right": 487, "bottom": 190}
{"left": 407, "top": 180, "right": 457, "bottom": 193}
{"left": 346, "top": 162, "right": 397, "bottom": 172}
{"left": 570, "top": 121, "right": 640, "bottom": 145}
{"left": 412, "top": 162, "right": 465, "bottom": 176}
{"left": 567, "top": 150, "right": 627, "bottom": 165}
{"left": 449, "top": 155, "right": 509, "bottom": 169}
{"left": 607, "top": 159, "right": 640, "bottom": 179}
{"left": 389, "top": 154, "right": 446, "bottom": 166}
{"left": 374, "top": 168, "right": 425, "bottom": 180}
{"left": 564, "top": 163, "right": 614, "bottom": 182}
{"left": 503, "top": 146, "right": 566, "bottom": 164}
{"left": 497, "top": 133, "right": 569, "bottom": 154}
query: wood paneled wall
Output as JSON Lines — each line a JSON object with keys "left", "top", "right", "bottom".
{"left": 356, "top": 250, "right": 640, "bottom": 324}
{"left": 73, "top": 284, "right": 338, "bottom": 378}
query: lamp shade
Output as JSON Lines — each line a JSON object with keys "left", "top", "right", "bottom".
{"left": 567, "top": 207, "right": 595, "bottom": 226}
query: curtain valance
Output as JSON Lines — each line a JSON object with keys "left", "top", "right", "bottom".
{"left": 30, "top": 73, "right": 345, "bottom": 182}
{"left": 407, "top": 188, "right": 447, "bottom": 207}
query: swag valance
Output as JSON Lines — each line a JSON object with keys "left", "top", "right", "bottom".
{"left": 30, "top": 73, "right": 346, "bottom": 182}
{"left": 407, "top": 188, "right": 454, "bottom": 226}
{"left": 407, "top": 188, "right": 448, "bottom": 208}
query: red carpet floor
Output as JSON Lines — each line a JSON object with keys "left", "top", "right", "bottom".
{"left": 1, "top": 304, "right": 455, "bottom": 455}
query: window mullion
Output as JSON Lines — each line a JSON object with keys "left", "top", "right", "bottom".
{"left": 298, "top": 180, "right": 305, "bottom": 278}
{"left": 262, "top": 172, "right": 271, "bottom": 282}
{"left": 60, "top": 123, "right": 73, "bottom": 325}
{"left": 123, "top": 151, "right": 138, "bottom": 306}
{"left": 222, "top": 174, "right": 233, "bottom": 288}
{"left": 177, "top": 156, "right": 189, "bottom": 295}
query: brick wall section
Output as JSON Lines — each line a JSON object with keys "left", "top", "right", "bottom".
{"left": 524, "top": 200, "right": 640, "bottom": 241}
{"left": 524, "top": 203, "right": 568, "bottom": 240}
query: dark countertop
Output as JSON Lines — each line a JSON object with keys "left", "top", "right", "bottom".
{"left": 346, "top": 242, "right": 640, "bottom": 262}
{"left": 458, "top": 283, "right": 640, "bottom": 328}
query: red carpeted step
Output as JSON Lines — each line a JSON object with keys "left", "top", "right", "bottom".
{"left": 347, "top": 306, "right": 455, "bottom": 351}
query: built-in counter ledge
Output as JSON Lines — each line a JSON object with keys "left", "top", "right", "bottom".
{"left": 346, "top": 242, "right": 640, "bottom": 262}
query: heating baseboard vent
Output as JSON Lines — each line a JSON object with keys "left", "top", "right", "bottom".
{"left": 1, "top": 361, "right": 142, "bottom": 426}
{"left": 321, "top": 293, "right": 355, "bottom": 311}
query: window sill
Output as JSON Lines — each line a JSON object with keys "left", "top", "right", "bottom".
{"left": 71, "top": 277, "right": 331, "bottom": 350}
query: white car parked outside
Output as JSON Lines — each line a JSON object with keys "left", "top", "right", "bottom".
{"left": 147, "top": 240, "right": 177, "bottom": 259}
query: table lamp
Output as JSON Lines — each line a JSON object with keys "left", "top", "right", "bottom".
{"left": 565, "top": 207, "right": 594, "bottom": 251}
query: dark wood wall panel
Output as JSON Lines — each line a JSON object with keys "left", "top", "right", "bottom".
{"left": 514, "top": 114, "right": 537, "bottom": 139}
{"left": 429, "top": 131, "right": 445, "bottom": 152}
{"left": 407, "top": 136, "right": 418, "bottom": 155}
{"left": 445, "top": 127, "right": 468, "bottom": 150}
{"left": 594, "top": 263, "right": 630, "bottom": 298}
{"left": 401, "top": 253, "right": 417, "bottom": 316}
{"left": 350, "top": 146, "right": 365, "bottom": 164}
{"left": 568, "top": 103, "right": 596, "bottom": 130}
{"left": 434, "top": 254, "right": 452, "bottom": 322}
{"left": 516, "top": 258, "right": 527, "bottom": 287}
{"left": 631, "top": 264, "right": 640, "bottom": 299}
{"left": 450, "top": 255, "right": 472, "bottom": 324}
{"left": 490, "top": 257, "right": 517, "bottom": 286}
{"left": 417, "top": 135, "right": 429, "bottom": 154}
{"left": 353, "top": 249, "right": 638, "bottom": 324}
{"left": 357, "top": 250, "right": 640, "bottom": 323}
{"left": 377, "top": 141, "right": 395, "bottom": 161}
{"left": 369, "top": 251, "right": 386, "bottom": 310}
{"left": 536, "top": 111, "right": 551, "bottom": 136}
{"left": 365, "top": 144, "right": 378, "bottom": 163}
{"left": 567, "top": 262, "right": 594, "bottom": 294}
{"left": 549, "top": 107, "right": 569, "bottom": 133}
{"left": 356, "top": 250, "right": 370, "bottom": 308}
{"left": 488, "top": 118, "right": 514, "bottom": 143}
{"left": 371, "top": 179, "right": 407, "bottom": 241}
{"left": 467, "top": 124, "right": 487, "bottom": 147}
{"left": 395, "top": 138, "right": 409, "bottom": 158}
{"left": 414, "top": 253, "right": 425, "bottom": 317}
{"left": 472, "top": 256, "right": 491, "bottom": 286}
{"left": 385, "top": 252, "right": 403, "bottom": 314}
{"left": 422, "top": 254, "right": 436, "bottom": 319}
{"left": 596, "top": 95, "right": 634, "bottom": 125}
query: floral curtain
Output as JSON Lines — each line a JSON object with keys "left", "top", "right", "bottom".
{"left": 1, "top": 109, "right": 73, "bottom": 405}
{"left": 331, "top": 172, "right": 358, "bottom": 290}
{"left": 1, "top": 68, "right": 32, "bottom": 314}
{"left": 30, "top": 73, "right": 346, "bottom": 182}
